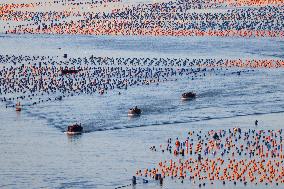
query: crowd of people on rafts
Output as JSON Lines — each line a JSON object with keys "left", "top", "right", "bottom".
{"left": 138, "top": 128, "right": 284, "bottom": 186}
{"left": 1, "top": 0, "right": 284, "bottom": 37}
{"left": 0, "top": 54, "right": 283, "bottom": 108}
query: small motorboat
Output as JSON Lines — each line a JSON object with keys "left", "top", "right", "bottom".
{"left": 55, "top": 96, "right": 62, "bottom": 101}
{"left": 15, "top": 102, "right": 22, "bottom": 112}
{"left": 62, "top": 69, "right": 82, "bottom": 75}
{"left": 181, "top": 92, "right": 196, "bottom": 100}
{"left": 66, "top": 123, "right": 83, "bottom": 134}
{"left": 128, "top": 106, "right": 142, "bottom": 116}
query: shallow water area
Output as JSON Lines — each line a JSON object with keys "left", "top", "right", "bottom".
{"left": 1, "top": 34, "right": 284, "bottom": 59}
{"left": 1, "top": 108, "right": 284, "bottom": 189}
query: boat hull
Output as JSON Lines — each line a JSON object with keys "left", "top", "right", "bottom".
{"left": 66, "top": 124, "right": 83, "bottom": 134}
{"left": 128, "top": 113, "right": 141, "bottom": 116}
{"left": 128, "top": 109, "right": 142, "bottom": 116}
{"left": 181, "top": 97, "right": 195, "bottom": 101}
{"left": 65, "top": 131, "right": 83, "bottom": 135}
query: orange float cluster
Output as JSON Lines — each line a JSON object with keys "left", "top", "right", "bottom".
{"left": 137, "top": 128, "right": 284, "bottom": 186}
{"left": 228, "top": 0, "right": 284, "bottom": 6}
{"left": 218, "top": 59, "right": 284, "bottom": 68}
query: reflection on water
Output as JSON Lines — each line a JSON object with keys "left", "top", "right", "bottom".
{"left": 67, "top": 133, "right": 83, "bottom": 143}
{"left": 15, "top": 111, "right": 21, "bottom": 119}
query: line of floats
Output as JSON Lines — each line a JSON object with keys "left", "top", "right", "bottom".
{"left": 14, "top": 92, "right": 196, "bottom": 135}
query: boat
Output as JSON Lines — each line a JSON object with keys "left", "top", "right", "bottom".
{"left": 66, "top": 123, "right": 83, "bottom": 134}
{"left": 61, "top": 69, "right": 82, "bottom": 75}
{"left": 128, "top": 106, "right": 142, "bottom": 116}
{"left": 181, "top": 92, "right": 196, "bottom": 100}
{"left": 15, "top": 102, "right": 21, "bottom": 111}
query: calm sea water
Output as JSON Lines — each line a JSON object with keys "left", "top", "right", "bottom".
{"left": 0, "top": 34, "right": 284, "bottom": 188}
